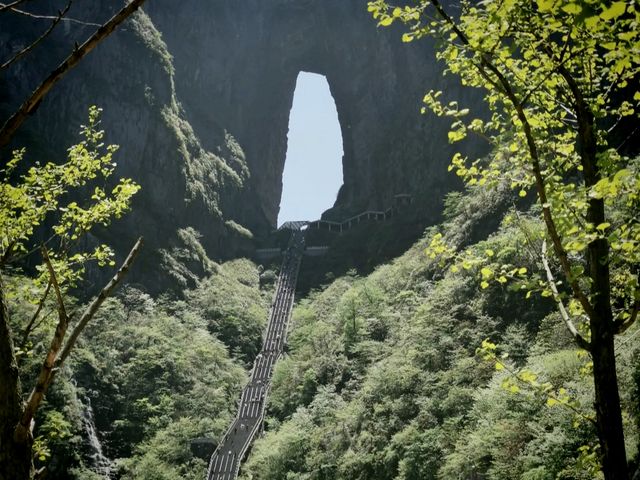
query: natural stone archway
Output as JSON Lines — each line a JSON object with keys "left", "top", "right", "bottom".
{"left": 147, "top": 0, "right": 482, "bottom": 228}
{"left": 0, "top": 0, "right": 483, "bottom": 291}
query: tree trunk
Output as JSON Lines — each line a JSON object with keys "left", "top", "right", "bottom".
{"left": 0, "top": 275, "right": 33, "bottom": 480}
{"left": 568, "top": 69, "right": 629, "bottom": 480}
{"left": 0, "top": 437, "right": 32, "bottom": 480}
{"left": 591, "top": 315, "right": 628, "bottom": 480}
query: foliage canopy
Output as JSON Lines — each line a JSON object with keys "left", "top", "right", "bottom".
{"left": 367, "top": 0, "right": 639, "bottom": 477}
{"left": 1, "top": 106, "right": 140, "bottom": 287}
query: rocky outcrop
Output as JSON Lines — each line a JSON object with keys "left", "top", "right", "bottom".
{"left": 1, "top": 3, "right": 251, "bottom": 291}
{"left": 1, "top": 0, "right": 483, "bottom": 292}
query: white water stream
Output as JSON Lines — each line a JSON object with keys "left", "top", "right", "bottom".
{"left": 81, "top": 398, "right": 112, "bottom": 478}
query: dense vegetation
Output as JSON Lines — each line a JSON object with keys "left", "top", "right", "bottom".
{"left": 6, "top": 259, "right": 274, "bottom": 479}
{"left": 4, "top": 152, "right": 639, "bottom": 479}
{"left": 366, "top": 1, "right": 640, "bottom": 476}
{"left": 2, "top": 1, "right": 638, "bottom": 479}
{"left": 241, "top": 184, "right": 640, "bottom": 480}
{"left": 5, "top": 149, "right": 638, "bottom": 479}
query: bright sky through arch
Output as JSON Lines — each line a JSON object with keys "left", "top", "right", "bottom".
{"left": 278, "top": 72, "right": 344, "bottom": 226}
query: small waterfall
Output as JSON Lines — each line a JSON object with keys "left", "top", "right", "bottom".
{"left": 81, "top": 398, "right": 112, "bottom": 478}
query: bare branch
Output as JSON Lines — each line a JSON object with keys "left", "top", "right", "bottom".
{"left": 1, "top": 2, "right": 72, "bottom": 70}
{"left": 19, "top": 277, "right": 52, "bottom": 349}
{"left": 0, "top": 0, "right": 147, "bottom": 148}
{"left": 616, "top": 125, "right": 640, "bottom": 153}
{"left": 14, "top": 247, "right": 69, "bottom": 443}
{"left": 0, "top": 0, "right": 31, "bottom": 13}
{"left": 43, "top": 248, "right": 67, "bottom": 322}
{"left": 34, "top": 466, "right": 47, "bottom": 480}
{"left": 541, "top": 240, "right": 591, "bottom": 351}
{"left": 615, "top": 299, "right": 638, "bottom": 335}
{"left": 28, "top": 308, "right": 53, "bottom": 339}
{"left": 8, "top": 232, "right": 56, "bottom": 266}
{"left": 13, "top": 238, "right": 142, "bottom": 443}
{"left": 57, "top": 237, "right": 143, "bottom": 366}
{"left": 8, "top": 5, "right": 100, "bottom": 27}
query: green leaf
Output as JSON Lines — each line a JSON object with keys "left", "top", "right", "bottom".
{"left": 561, "top": 3, "right": 581, "bottom": 14}
{"left": 537, "top": 0, "right": 557, "bottom": 12}
{"left": 519, "top": 370, "right": 537, "bottom": 383}
{"left": 622, "top": 242, "right": 635, "bottom": 252}
{"left": 447, "top": 129, "right": 466, "bottom": 143}
{"left": 600, "top": 2, "right": 626, "bottom": 20}
{"left": 584, "top": 15, "right": 599, "bottom": 29}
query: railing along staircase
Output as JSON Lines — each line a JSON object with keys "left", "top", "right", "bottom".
{"left": 205, "top": 229, "right": 305, "bottom": 480}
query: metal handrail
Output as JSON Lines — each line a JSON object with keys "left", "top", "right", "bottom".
{"left": 306, "top": 206, "right": 397, "bottom": 232}
{"left": 206, "top": 230, "right": 305, "bottom": 480}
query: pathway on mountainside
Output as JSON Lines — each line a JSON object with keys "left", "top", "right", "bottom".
{"left": 281, "top": 193, "right": 412, "bottom": 234}
{"left": 206, "top": 230, "right": 305, "bottom": 480}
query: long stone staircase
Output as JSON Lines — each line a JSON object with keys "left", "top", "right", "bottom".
{"left": 205, "top": 230, "right": 305, "bottom": 480}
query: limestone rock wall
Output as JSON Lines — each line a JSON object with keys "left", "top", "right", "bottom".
{"left": 148, "top": 0, "right": 481, "bottom": 225}
{"left": 1, "top": 0, "right": 482, "bottom": 291}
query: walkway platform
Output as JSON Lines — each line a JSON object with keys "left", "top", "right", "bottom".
{"left": 206, "top": 230, "right": 305, "bottom": 480}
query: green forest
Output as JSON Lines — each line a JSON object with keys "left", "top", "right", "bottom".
{"left": 1, "top": 1, "right": 639, "bottom": 480}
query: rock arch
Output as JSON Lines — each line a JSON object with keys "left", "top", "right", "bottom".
{"left": 0, "top": 0, "right": 483, "bottom": 290}
{"left": 148, "top": 0, "right": 479, "bottom": 230}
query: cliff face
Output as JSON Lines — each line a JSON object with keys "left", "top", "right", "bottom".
{"left": 146, "top": 0, "right": 481, "bottom": 224}
{"left": 0, "top": 0, "right": 482, "bottom": 291}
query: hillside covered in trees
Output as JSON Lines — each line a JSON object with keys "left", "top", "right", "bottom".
{"left": 5, "top": 177, "right": 639, "bottom": 479}
{"left": 243, "top": 185, "right": 640, "bottom": 480}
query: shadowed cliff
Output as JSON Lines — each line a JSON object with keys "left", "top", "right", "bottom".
{"left": 0, "top": 0, "right": 484, "bottom": 293}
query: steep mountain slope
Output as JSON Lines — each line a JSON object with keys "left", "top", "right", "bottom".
{"left": 7, "top": 258, "right": 275, "bottom": 479}
{"left": 240, "top": 186, "right": 640, "bottom": 480}
{"left": 3, "top": 2, "right": 638, "bottom": 479}
{"left": 6, "top": 168, "right": 639, "bottom": 479}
